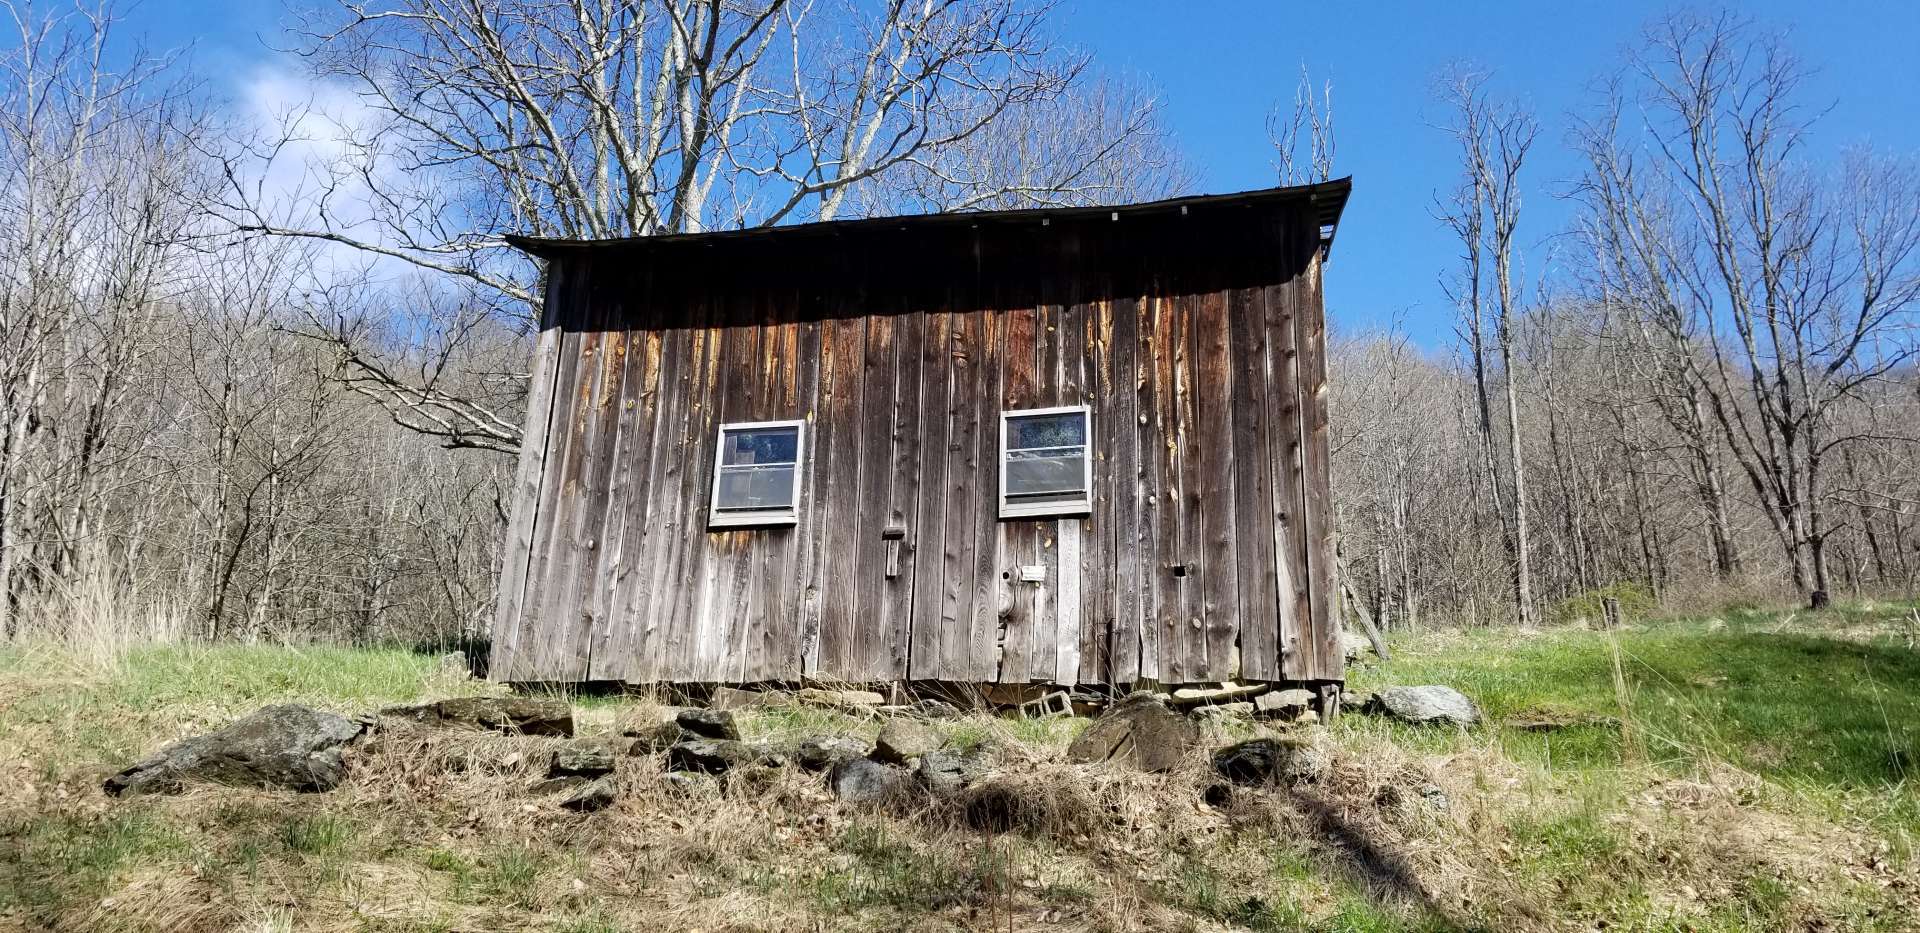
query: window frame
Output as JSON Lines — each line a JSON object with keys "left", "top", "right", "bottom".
{"left": 707, "top": 418, "right": 806, "bottom": 528}
{"left": 998, "top": 404, "right": 1093, "bottom": 519}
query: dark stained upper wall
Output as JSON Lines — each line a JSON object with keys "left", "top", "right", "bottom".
{"left": 492, "top": 180, "right": 1348, "bottom": 687}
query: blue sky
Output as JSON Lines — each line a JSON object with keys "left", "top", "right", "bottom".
{"left": 121, "top": 1, "right": 1920, "bottom": 344}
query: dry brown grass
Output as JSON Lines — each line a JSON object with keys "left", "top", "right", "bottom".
{"left": 4, "top": 638, "right": 1919, "bottom": 932}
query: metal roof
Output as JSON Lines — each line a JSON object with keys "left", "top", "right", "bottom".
{"left": 504, "top": 176, "right": 1352, "bottom": 260}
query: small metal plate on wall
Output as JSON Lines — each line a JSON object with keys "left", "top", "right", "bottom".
{"left": 1018, "top": 565, "right": 1046, "bottom": 583}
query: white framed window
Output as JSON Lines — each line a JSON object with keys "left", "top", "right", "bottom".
{"left": 999, "top": 405, "right": 1092, "bottom": 519}
{"left": 708, "top": 419, "right": 804, "bottom": 528}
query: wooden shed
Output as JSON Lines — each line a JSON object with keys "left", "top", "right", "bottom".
{"left": 490, "top": 178, "right": 1352, "bottom": 696}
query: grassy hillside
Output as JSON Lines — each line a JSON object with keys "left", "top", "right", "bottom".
{"left": 1, "top": 603, "right": 1917, "bottom": 932}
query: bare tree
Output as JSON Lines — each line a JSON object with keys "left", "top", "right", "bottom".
{"left": 1269, "top": 64, "right": 1335, "bottom": 184}
{"left": 213, "top": 0, "right": 1185, "bottom": 453}
{"left": 1574, "top": 11, "right": 1920, "bottom": 607}
{"left": 1435, "top": 66, "right": 1539, "bottom": 626}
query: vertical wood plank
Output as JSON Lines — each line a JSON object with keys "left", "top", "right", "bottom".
{"left": 1107, "top": 286, "right": 1144, "bottom": 685}
{"left": 938, "top": 307, "right": 984, "bottom": 681}
{"left": 1267, "top": 217, "right": 1312, "bottom": 681}
{"left": 876, "top": 311, "right": 920, "bottom": 680}
{"left": 1171, "top": 290, "right": 1204, "bottom": 684}
{"left": 815, "top": 313, "right": 866, "bottom": 678}
{"left": 1294, "top": 245, "right": 1338, "bottom": 680}
{"left": 907, "top": 310, "right": 952, "bottom": 680}
{"left": 1194, "top": 274, "right": 1240, "bottom": 681}
{"left": 651, "top": 273, "right": 714, "bottom": 682}
{"left": 534, "top": 271, "right": 618, "bottom": 682}
{"left": 967, "top": 307, "right": 1004, "bottom": 683}
{"left": 586, "top": 279, "right": 647, "bottom": 682}
{"left": 491, "top": 263, "right": 568, "bottom": 681}
{"left": 1143, "top": 291, "right": 1176, "bottom": 683}
{"left": 1229, "top": 279, "right": 1282, "bottom": 681}
{"left": 1079, "top": 291, "right": 1114, "bottom": 685}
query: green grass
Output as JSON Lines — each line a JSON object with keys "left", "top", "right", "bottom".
{"left": 1349, "top": 606, "right": 1920, "bottom": 790}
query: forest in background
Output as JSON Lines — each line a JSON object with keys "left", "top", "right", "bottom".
{"left": 0, "top": 0, "right": 1912, "bottom": 654}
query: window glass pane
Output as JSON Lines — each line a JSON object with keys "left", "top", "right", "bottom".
{"left": 716, "top": 464, "right": 796, "bottom": 510}
{"left": 721, "top": 426, "right": 799, "bottom": 466}
{"left": 1005, "top": 450, "right": 1085, "bottom": 497}
{"left": 1007, "top": 412, "right": 1086, "bottom": 450}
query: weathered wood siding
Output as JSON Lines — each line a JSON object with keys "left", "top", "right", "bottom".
{"left": 492, "top": 197, "right": 1339, "bottom": 686}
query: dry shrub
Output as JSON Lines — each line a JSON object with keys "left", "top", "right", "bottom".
{"left": 7, "top": 572, "right": 188, "bottom": 678}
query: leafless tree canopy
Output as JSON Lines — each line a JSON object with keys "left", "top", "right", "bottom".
{"left": 206, "top": 0, "right": 1188, "bottom": 452}
{"left": 1336, "top": 12, "right": 1919, "bottom": 627}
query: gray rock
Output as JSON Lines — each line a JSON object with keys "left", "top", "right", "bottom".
{"left": 561, "top": 777, "right": 616, "bottom": 812}
{"left": 795, "top": 688, "right": 886, "bottom": 709}
{"left": 675, "top": 708, "right": 740, "bottom": 741}
{"left": 666, "top": 738, "right": 758, "bottom": 774}
{"left": 550, "top": 742, "right": 617, "bottom": 778}
{"left": 104, "top": 705, "right": 365, "bottom": 797}
{"left": 829, "top": 757, "right": 908, "bottom": 803}
{"left": 1364, "top": 686, "right": 1480, "bottom": 726}
{"left": 872, "top": 720, "right": 942, "bottom": 764}
{"left": 795, "top": 736, "right": 869, "bottom": 772}
{"left": 1342, "top": 631, "right": 1375, "bottom": 663}
{"left": 915, "top": 746, "right": 991, "bottom": 792}
{"left": 1211, "top": 733, "right": 1331, "bottom": 786}
{"left": 621, "top": 720, "right": 684, "bottom": 754}
{"left": 380, "top": 696, "right": 573, "bottom": 736}
{"left": 528, "top": 775, "right": 589, "bottom": 795}
{"left": 1191, "top": 702, "right": 1255, "bottom": 720}
{"left": 1066, "top": 692, "right": 1198, "bottom": 773}
{"left": 1253, "top": 688, "right": 1315, "bottom": 718}
{"left": 661, "top": 772, "right": 715, "bottom": 794}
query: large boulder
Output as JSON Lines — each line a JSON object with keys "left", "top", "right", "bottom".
{"left": 1365, "top": 686, "right": 1480, "bottom": 726}
{"left": 1066, "top": 692, "right": 1198, "bottom": 772}
{"left": 105, "top": 705, "right": 365, "bottom": 797}
{"left": 829, "top": 757, "right": 909, "bottom": 803}
{"left": 1211, "top": 733, "right": 1332, "bottom": 786}
{"left": 380, "top": 696, "right": 573, "bottom": 736}
{"left": 872, "top": 719, "right": 943, "bottom": 764}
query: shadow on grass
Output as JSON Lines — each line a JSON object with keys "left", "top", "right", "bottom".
{"left": 1288, "top": 790, "right": 1476, "bottom": 931}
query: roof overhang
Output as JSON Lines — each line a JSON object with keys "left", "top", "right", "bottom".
{"left": 504, "top": 176, "right": 1352, "bottom": 261}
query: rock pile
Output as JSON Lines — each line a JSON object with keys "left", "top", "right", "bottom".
{"left": 102, "top": 681, "right": 1391, "bottom": 817}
